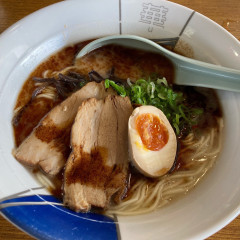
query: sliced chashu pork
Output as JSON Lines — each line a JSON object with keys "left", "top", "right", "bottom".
{"left": 13, "top": 81, "right": 116, "bottom": 175}
{"left": 64, "top": 95, "right": 133, "bottom": 212}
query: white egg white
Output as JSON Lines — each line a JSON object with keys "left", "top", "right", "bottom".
{"left": 128, "top": 105, "right": 177, "bottom": 178}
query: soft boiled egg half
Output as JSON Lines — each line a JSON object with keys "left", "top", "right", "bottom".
{"left": 128, "top": 105, "right": 177, "bottom": 178}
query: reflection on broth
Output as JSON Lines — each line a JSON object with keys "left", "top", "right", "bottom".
{"left": 12, "top": 41, "right": 223, "bottom": 216}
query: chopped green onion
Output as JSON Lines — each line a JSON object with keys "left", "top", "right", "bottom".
{"left": 105, "top": 79, "right": 126, "bottom": 97}
{"left": 104, "top": 77, "right": 203, "bottom": 135}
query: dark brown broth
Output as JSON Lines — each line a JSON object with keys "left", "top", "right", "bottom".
{"left": 75, "top": 44, "right": 175, "bottom": 82}
{"left": 13, "top": 41, "right": 90, "bottom": 147}
{"left": 12, "top": 41, "right": 222, "bottom": 201}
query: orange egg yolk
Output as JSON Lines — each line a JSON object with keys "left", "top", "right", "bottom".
{"left": 136, "top": 113, "right": 169, "bottom": 151}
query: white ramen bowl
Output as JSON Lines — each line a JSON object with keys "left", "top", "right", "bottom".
{"left": 0, "top": 0, "right": 240, "bottom": 239}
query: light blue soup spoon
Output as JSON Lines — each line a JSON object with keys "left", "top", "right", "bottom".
{"left": 76, "top": 35, "right": 240, "bottom": 92}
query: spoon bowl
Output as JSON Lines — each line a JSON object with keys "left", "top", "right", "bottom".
{"left": 76, "top": 35, "right": 240, "bottom": 92}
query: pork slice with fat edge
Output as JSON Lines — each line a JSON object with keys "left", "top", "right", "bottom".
{"left": 64, "top": 95, "right": 133, "bottom": 211}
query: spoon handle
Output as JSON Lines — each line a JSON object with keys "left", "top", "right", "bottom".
{"left": 76, "top": 35, "right": 240, "bottom": 92}
{"left": 173, "top": 57, "right": 240, "bottom": 92}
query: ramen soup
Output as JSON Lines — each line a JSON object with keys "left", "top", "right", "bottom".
{"left": 12, "top": 41, "right": 223, "bottom": 216}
